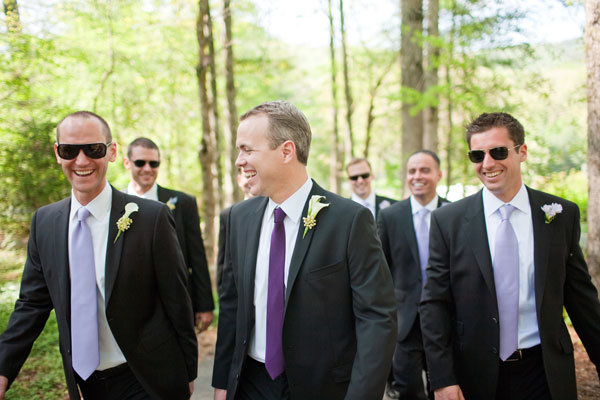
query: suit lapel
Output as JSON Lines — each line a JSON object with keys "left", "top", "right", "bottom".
{"left": 105, "top": 187, "right": 126, "bottom": 304}
{"left": 157, "top": 185, "right": 169, "bottom": 203}
{"left": 466, "top": 191, "right": 496, "bottom": 298}
{"left": 401, "top": 201, "right": 420, "bottom": 268}
{"left": 54, "top": 198, "right": 72, "bottom": 320}
{"left": 527, "top": 187, "right": 550, "bottom": 314}
{"left": 242, "top": 198, "right": 269, "bottom": 319}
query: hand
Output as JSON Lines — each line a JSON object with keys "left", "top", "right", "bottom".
{"left": 214, "top": 388, "right": 227, "bottom": 400}
{"left": 435, "top": 385, "right": 465, "bottom": 400}
{"left": 0, "top": 375, "right": 9, "bottom": 400}
{"left": 189, "top": 381, "right": 194, "bottom": 397}
{"left": 195, "top": 311, "right": 214, "bottom": 332}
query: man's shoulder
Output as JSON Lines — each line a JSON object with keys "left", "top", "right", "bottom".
{"left": 526, "top": 187, "right": 578, "bottom": 210}
{"left": 378, "top": 197, "right": 410, "bottom": 218}
{"left": 157, "top": 185, "right": 196, "bottom": 203}
{"left": 376, "top": 194, "right": 398, "bottom": 208}
{"left": 432, "top": 191, "right": 480, "bottom": 219}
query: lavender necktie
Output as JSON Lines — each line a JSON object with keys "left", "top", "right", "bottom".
{"left": 70, "top": 207, "right": 99, "bottom": 379}
{"left": 266, "top": 207, "right": 286, "bottom": 380}
{"left": 416, "top": 208, "right": 431, "bottom": 286}
{"left": 493, "top": 204, "right": 519, "bottom": 361}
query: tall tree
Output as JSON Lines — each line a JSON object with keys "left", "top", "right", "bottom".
{"left": 586, "top": 0, "right": 600, "bottom": 288}
{"left": 196, "top": 0, "right": 217, "bottom": 264}
{"left": 328, "top": 0, "right": 342, "bottom": 193}
{"left": 3, "top": 0, "right": 21, "bottom": 32}
{"left": 400, "top": 0, "right": 424, "bottom": 193}
{"left": 423, "top": 0, "right": 439, "bottom": 152}
{"left": 223, "top": 0, "right": 242, "bottom": 203}
{"left": 339, "top": 0, "right": 355, "bottom": 160}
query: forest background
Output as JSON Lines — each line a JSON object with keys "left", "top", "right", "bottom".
{"left": 1, "top": 0, "right": 600, "bottom": 397}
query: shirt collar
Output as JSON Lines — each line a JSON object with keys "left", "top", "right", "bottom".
{"left": 127, "top": 181, "right": 158, "bottom": 201}
{"left": 70, "top": 181, "right": 112, "bottom": 222}
{"left": 351, "top": 190, "right": 375, "bottom": 208}
{"left": 410, "top": 195, "right": 438, "bottom": 215}
{"left": 483, "top": 184, "right": 530, "bottom": 218}
{"left": 267, "top": 177, "right": 313, "bottom": 225}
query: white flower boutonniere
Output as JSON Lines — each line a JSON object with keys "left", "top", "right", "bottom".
{"left": 541, "top": 203, "right": 562, "bottom": 224}
{"left": 302, "top": 195, "right": 330, "bottom": 239}
{"left": 114, "top": 202, "right": 139, "bottom": 243}
{"left": 167, "top": 196, "right": 178, "bottom": 211}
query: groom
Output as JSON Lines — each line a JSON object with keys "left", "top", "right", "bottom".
{"left": 212, "top": 100, "right": 397, "bottom": 400}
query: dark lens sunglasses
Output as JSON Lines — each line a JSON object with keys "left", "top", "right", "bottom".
{"left": 56, "top": 142, "right": 112, "bottom": 160}
{"left": 468, "top": 145, "right": 520, "bottom": 163}
{"left": 349, "top": 172, "right": 371, "bottom": 181}
{"left": 133, "top": 159, "right": 160, "bottom": 168}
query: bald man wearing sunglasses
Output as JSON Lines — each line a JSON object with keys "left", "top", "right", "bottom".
{"left": 420, "top": 112, "right": 600, "bottom": 400}
{"left": 124, "top": 137, "right": 214, "bottom": 333}
{"left": 0, "top": 111, "right": 197, "bottom": 400}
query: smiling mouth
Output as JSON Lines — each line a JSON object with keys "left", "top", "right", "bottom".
{"left": 245, "top": 171, "right": 256, "bottom": 179}
{"left": 485, "top": 171, "right": 501, "bottom": 178}
{"left": 412, "top": 182, "right": 425, "bottom": 187}
{"left": 74, "top": 170, "right": 93, "bottom": 176}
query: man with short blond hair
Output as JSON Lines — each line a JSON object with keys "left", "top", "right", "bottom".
{"left": 346, "top": 157, "right": 397, "bottom": 218}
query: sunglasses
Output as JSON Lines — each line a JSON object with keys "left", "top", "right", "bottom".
{"left": 56, "top": 142, "right": 112, "bottom": 160}
{"left": 349, "top": 172, "right": 371, "bottom": 181}
{"left": 133, "top": 159, "right": 160, "bottom": 168}
{"left": 468, "top": 145, "right": 520, "bottom": 163}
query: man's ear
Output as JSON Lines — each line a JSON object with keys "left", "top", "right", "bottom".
{"left": 54, "top": 143, "right": 62, "bottom": 164}
{"left": 281, "top": 140, "right": 296, "bottom": 163}
{"left": 123, "top": 156, "right": 131, "bottom": 170}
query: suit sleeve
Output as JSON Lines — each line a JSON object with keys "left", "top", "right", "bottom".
{"left": 377, "top": 211, "right": 393, "bottom": 271}
{"left": 181, "top": 195, "right": 214, "bottom": 313}
{"left": 152, "top": 206, "right": 198, "bottom": 381}
{"left": 419, "top": 210, "right": 458, "bottom": 390}
{"left": 0, "top": 211, "right": 53, "bottom": 386}
{"left": 215, "top": 208, "right": 228, "bottom": 296}
{"left": 345, "top": 207, "right": 397, "bottom": 399}
{"left": 212, "top": 206, "right": 237, "bottom": 389}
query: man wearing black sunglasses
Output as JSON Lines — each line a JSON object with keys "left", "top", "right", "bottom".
{"left": 124, "top": 137, "right": 214, "bottom": 333}
{"left": 0, "top": 111, "right": 198, "bottom": 400}
{"left": 346, "top": 158, "right": 397, "bottom": 219}
{"left": 420, "top": 112, "right": 600, "bottom": 400}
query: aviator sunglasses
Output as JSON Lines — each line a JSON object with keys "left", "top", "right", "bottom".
{"left": 133, "top": 159, "right": 161, "bottom": 168}
{"left": 56, "top": 142, "right": 112, "bottom": 160}
{"left": 468, "top": 145, "right": 520, "bottom": 163}
{"left": 348, "top": 172, "right": 371, "bottom": 181}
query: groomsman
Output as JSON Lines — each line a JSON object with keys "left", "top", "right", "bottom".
{"left": 0, "top": 111, "right": 197, "bottom": 399}
{"left": 420, "top": 112, "right": 600, "bottom": 400}
{"left": 212, "top": 100, "right": 396, "bottom": 400}
{"left": 378, "top": 150, "right": 447, "bottom": 400}
{"left": 124, "top": 137, "right": 214, "bottom": 331}
{"left": 347, "top": 158, "right": 397, "bottom": 218}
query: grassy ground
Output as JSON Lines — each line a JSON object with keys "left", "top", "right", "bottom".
{"left": 0, "top": 248, "right": 67, "bottom": 399}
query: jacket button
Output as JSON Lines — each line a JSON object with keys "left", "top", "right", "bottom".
{"left": 492, "top": 317, "right": 498, "bottom": 324}
{"left": 242, "top": 339, "right": 247, "bottom": 345}
{"left": 236, "top": 373, "right": 239, "bottom": 380}
{"left": 492, "top": 347, "right": 498, "bottom": 355}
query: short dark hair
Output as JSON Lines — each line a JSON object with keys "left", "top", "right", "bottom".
{"left": 408, "top": 150, "right": 440, "bottom": 167}
{"left": 240, "top": 100, "right": 311, "bottom": 165}
{"left": 56, "top": 111, "right": 112, "bottom": 143}
{"left": 127, "top": 137, "right": 160, "bottom": 159}
{"left": 346, "top": 158, "right": 372, "bottom": 174}
{"left": 465, "top": 112, "right": 525, "bottom": 149}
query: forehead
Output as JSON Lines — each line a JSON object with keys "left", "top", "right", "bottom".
{"left": 347, "top": 161, "right": 371, "bottom": 174}
{"left": 407, "top": 153, "right": 438, "bottom": 169}
{"left": 470, "top": 126, "right": 513, "bottom": 148}
{"left": 236, "top": 114, "right": 270, "bottom": 147}
{"left": 58, "top": 117, "right": 105, "bottom": 143}
{"left": 130, "top": 146, "right": 159, "bottom": 160}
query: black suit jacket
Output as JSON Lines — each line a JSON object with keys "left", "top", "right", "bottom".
{"left": 377, "top": 196, "right": 448, "bottom": 341}
{"left": 420, "top": 187, "right": 600, "bottom": 399}
{"left": 157, "top": 185, "right": 214, "bottom": 313}
{"left": 375, "top": 194, "right": 397, "bottom": 217}
{"left": 212, "top": 181, "right": 397, "bottom": 400}
{"left": 0, "top": 188, "right": 198, "bottom": 400}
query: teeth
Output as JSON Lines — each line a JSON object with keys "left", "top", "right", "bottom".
{"left": 75, "top": 170, "right": 93, "bottom": 176}
{"left": 413, "top": 182, "right": 424, "bottom": 187}
{"left": 486, "top": 171, "right": 501, "bottom": 178}
{"left": 245, "top": 171, "right": 256, "bottom": 178}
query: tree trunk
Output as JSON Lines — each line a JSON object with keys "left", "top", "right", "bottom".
{"left": 196, "top": 0, "right": 217, "bottom": 265}
{"left": 339, "top": 0, "right": 354, "bottom": 160}
{"left": 400, "top": 0, "right": 424, "bottom": 193}
{"left": 364, "top": 60, "right": 394, "bottom": 159}
{"left": 3, "top": 0, "right": 21, "bottom": 33}
{"left": 585, "top": 0, "right": 600, "bottom": 289}
{"left": 328, "top": 0, "right": 342, "bottom": 193}
{"left": 223, "top": 0, "right": 242, "bottom": 203}
{"left": 423, "top": 0, "right": 439, "bottom": 152}
{"left": 444, "top": 2, "right": 456, "bottom": 198}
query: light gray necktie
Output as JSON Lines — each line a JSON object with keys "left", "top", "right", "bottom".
{"left": 416, "top": 208, "right": 431, "bottom": 286}
{"left": 493, "top": 204, "right": 519, "bottom": 361}
{"left": 70, "top": 207, "right": 100, "bottom": 379}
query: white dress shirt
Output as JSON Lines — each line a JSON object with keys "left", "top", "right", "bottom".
{"left": 482, "top": 184, "right": 540, "bottom": 349}
{"left": 126, "top": 181, "right": 158, "bottom": 201}
{"left": 410, "top": 195, "right": 438, "bottom": 230}
{"left": 249, "top": 178, "right": 313, "bottom": 362}
{"left": 351, "top": 191, "right": 376, "bottom": 217}
{"left": 69, "top": 182, "right": 126, "bottom": 370}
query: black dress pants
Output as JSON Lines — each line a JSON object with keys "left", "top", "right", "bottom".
{"left": 392, "top": 317, "right": 431, "bottom": 400}
{"left": 495, "top": 345, "right": 552, "bottom": 400}
{"left": 76, "top": 363, "right": 152, "bottom": 400}
{"left": 237, "top": 357, "right": 290, "bottom": 400}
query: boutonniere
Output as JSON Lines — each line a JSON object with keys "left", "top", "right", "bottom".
{"left": 541, "top": 203, "right": 562, "bottom": 224}
{"left": 379, "top": 200, "right": 391, "bottom": 210}
{"left": 302, "top": 195, "right": 330, "bottom": 238}
{"left": 114, "top": 202, "right": 139, "bottom": 243}
{"left": 166, "top": 196, "right": 178, "bottom": 211}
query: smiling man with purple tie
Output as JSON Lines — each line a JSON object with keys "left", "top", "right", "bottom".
{"left": 419, "top": 112, "right": 600, "bottom": 400}
{"left": 212, "top": 100, "right": 397, "bottom": 400}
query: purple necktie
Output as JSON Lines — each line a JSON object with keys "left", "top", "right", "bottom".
{"left": 493, "top": 204, "right": 519, "bottom": 361}
{"left": 70, "top": 207, "right": 99, "bottom": 379}
{"left": 416, "top": 208, "right": 430, "bottom": 286}
{"left": 266, "top": 207, "right": 286, "bottom": 380}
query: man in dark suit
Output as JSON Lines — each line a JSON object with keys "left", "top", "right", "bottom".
{"left": 124, "top": 137, "right": 214, "bottom": 331}
{"left": 378, "top": 150, "right": 447, "bottom": 400}
{"left": 347, "top": 157, "right": 397, "bottom": 218}
{"left": 212, "top": 101, "right": 397, "bottom": 400}
{"left": 0, "top": 111, "right": 197, "bottom": 399}
{"left": 420, "top": 112, "right": 600, "bottom": 400}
